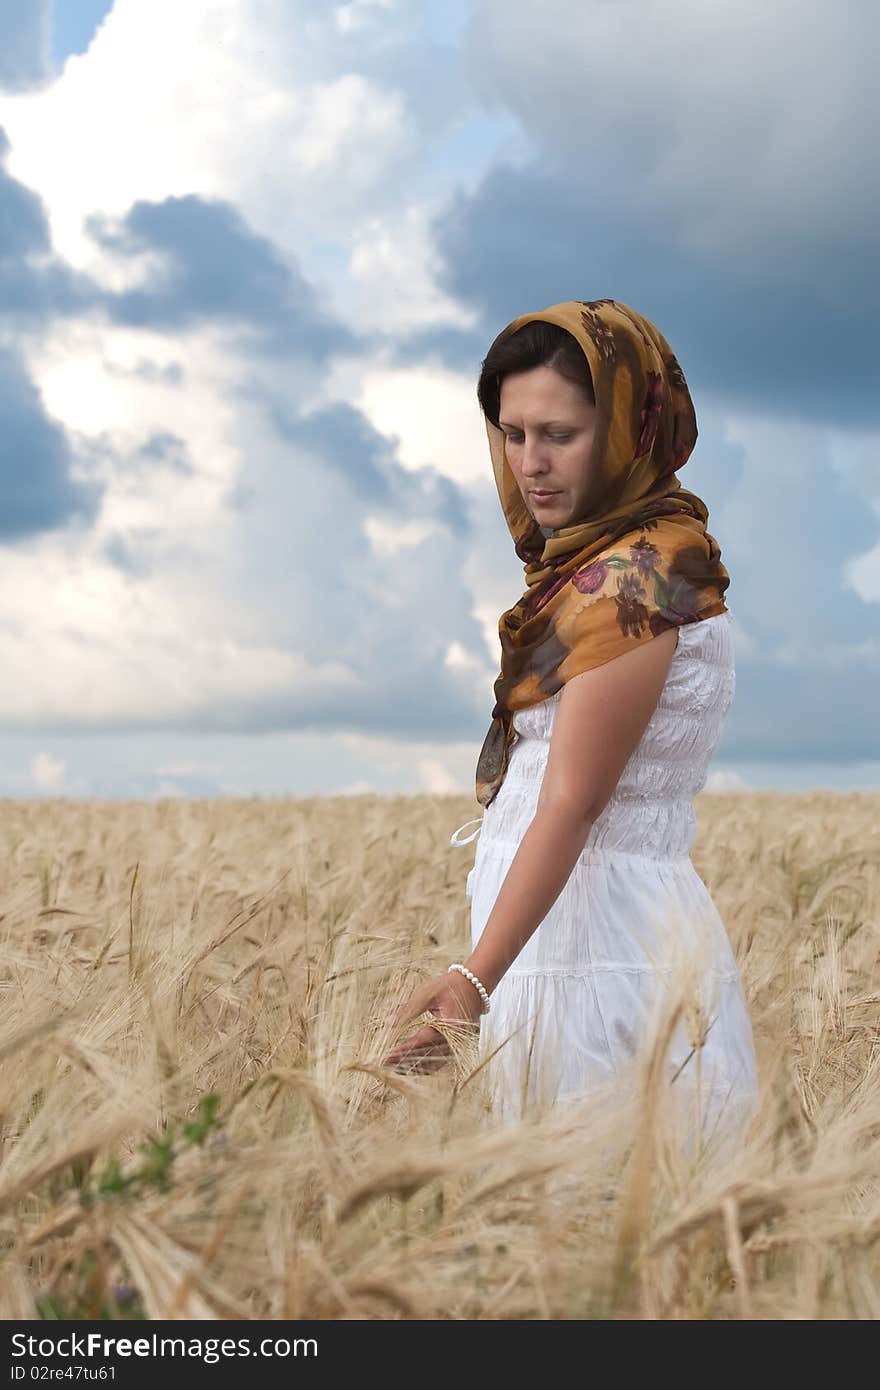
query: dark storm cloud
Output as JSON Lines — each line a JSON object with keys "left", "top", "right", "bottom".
{"left": 0, "top": 127, "right": 49, "bottom": 257}
{"left": 386, "top": 321, "right": 489, "bottom": 378}
{"left": 1, "top": 131, "right": 359, "bottom": 355}
{"left": 0, "top": 345, "right": 102, "bottom": 538}
{"left": 727, "top": 658, "right": 879, "bottom": 763}
{"left": 0, "top": 128, "right": 104, "bottom": 541}
{"left": 705, "top": 413, "right": 880, "bottom": 764}
{"left": 389, "top": 2, "right": 880, "bottom": 427}
{"left": 90, "top": 195, "right": 357, "bottom": 358}
{"left": 399, "top": 161, "right": 880, "bottom": 430}
{"left": 260, "top": 396, "right": 470, "bottom": 530}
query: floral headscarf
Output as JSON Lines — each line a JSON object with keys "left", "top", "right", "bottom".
{"left": 475, "top": 298, "right": 730, "bottom": 808}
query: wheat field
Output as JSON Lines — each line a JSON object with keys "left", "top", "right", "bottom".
{"left": 0, "top": 790, "right": 878, "bottom": 1320}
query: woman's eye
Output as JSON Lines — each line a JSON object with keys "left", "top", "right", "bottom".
{"left": 506, "top": 433, "right": 572, "bottom": 444}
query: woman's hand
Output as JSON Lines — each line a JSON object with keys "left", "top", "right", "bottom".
{"left": 382, "top": 969, "right": 485, "bottom": 1075}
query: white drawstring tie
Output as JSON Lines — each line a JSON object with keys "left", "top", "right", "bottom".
{"left": 449, "top": 816, "right": 483, "bottom": 847}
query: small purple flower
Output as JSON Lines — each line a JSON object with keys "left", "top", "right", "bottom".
{"left": 572, "top": 559, "right": 609, "bottom": 594}
{"left": 578, "top": 307, "right": 617, "bottom": 362}
{"left": 614, "top": 572, "right": 649, "bottom": 638}
{"left": 630, "top": 535, "right": 661, "bottom": 578}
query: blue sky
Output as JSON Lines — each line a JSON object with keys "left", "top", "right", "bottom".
{"left": 0, "top": 0, "right": 877, "bottom": 799}
{"left": 50, "top": 0, "right": 114, "bottom": 66}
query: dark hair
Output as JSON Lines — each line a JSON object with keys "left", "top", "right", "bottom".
{"left": 477, "top": 320, "right": 595, "bottom": 427}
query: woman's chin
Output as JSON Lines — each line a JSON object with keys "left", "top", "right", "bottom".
{"left": 528, "top": 495, "right": 569, "bottom": 522}
{"left": 532, "top": 505, "right": 573, "bottom": 529}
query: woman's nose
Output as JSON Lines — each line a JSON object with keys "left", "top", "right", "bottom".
{"left": 521, "top": 436, "right": 550, "bottom": 476}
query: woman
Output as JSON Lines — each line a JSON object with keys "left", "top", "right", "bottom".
{"left": 383, "top": 298, "right": 759, "bottom": 1148}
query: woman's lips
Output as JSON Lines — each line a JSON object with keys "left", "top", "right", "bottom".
{"left": 530, "top": 490, "right": 559, "bottom": 501}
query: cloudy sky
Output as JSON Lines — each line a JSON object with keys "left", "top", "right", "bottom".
{"left": 0, "top": 0, "right": 877, "bottom": 800}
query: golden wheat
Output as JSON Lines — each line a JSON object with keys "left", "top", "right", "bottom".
{"left": 0, "top": 790, "right": 878, "bottom": 1319}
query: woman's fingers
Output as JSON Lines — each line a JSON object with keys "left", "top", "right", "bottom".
{"left": 383, "top": 973, "right": 483, "bottom": 1073}
{"left": 390, "top": 983, "right": 435, "bottom": 1032}
{"left": 387, "top": 1022, "right": 444, "bottom": 1058}
{"left": 383, "top": 1022, "right": 449, "bottom": 1071}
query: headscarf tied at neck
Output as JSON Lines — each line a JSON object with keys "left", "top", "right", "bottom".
{"left": 475, "top": 298, "right": 730, "bottom": 809}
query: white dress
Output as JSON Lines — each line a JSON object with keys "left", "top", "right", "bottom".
{"left": 450, "top": 610, "right": 759, "bottom": 1152}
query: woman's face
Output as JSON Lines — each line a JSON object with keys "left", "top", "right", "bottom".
{"left": 499, "top": 365, "right": 599, "bottom": 529}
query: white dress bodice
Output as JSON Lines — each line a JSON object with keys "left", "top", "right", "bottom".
{"left": 459, "top": 609, "right": 736, "bottom": 867}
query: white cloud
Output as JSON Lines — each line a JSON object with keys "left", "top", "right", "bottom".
{"left": 0, "top": 585, "right": 360, "bottom": 729}
{"left": 334, "top": 0, "right": 395, "bottom": 35}
{"left": 30, "top": 750, "right": 66, "bottom": 790}
{"left": 155, "top": 760, "right": 206, "bottom": 777}
{"left": 0, "top": 0, "right": 500, "bottom": 753}
{"left": 363, "top": 514, "right": 444, "bottom": 553}
{"left": 417, "top": 756, "right": 460, "bottom": 793}
{"left": 0, "top": 0, "right": 511, "bottom": 753}
{"left": 354, "top": 359, "right": 487, "bottom": 483}
{"left": 444, "top": 639, "right": 492, "bottom": 679}
{"left": 0, "top": 297, "right": 493, "bottom": 735}
{"left": 296, "top": 348, "right": 490, "bottom": 493}
{"left": 703, "top": 768, "right": 751, "bottom": 792}
{"left": 847, "top": 545, "right": 880, "bottom": 604}
{"left": 323, "top": 201, "right": 479, "bottom": 334}
{"left": 0, "top": 0, "right": 411, "bottom": 275}
{"left": 29, "top": 322, "right": 194, "bottom": 441}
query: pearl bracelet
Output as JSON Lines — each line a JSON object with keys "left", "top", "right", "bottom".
{"left": 448, "top": 962, "right": 491, "bottom": 1014}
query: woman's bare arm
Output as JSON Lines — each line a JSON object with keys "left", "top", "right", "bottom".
{"left": 463, "top": 626, "right": 679, "bottom": 995}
